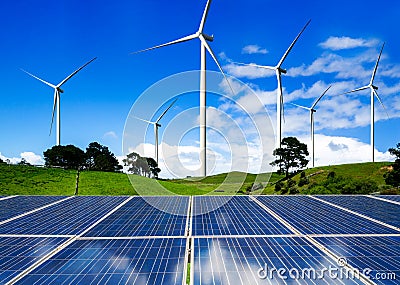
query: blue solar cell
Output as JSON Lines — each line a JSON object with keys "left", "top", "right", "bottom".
{"left": 193, "top": 237, "right": 363, "bottom": 285}
{"left": 256, "top": 196, "right": 399, "bottom": 234}
{"left": 192, "top": 196, "right": 292, "bottom": 236}
{"left": 83, "top": 196, "right": 189, "bottom": 237}
{"left": 0, "top": 237, "right": 67, "bottom": 284}
{"left": 16, "top": 238, "right": 187, "bottom": 285}
{"left": 317, "top": 195, "right": 400, "bottom": 229}
{"left": 378, "top": 195, "right": 400, "bottom": 203}
{"left": 0, "top": 196, "right": 128, "bottom": 235}
{"left": 0, "top": 196, "right": 66, "bottom": 222}
{"left": 315, "top": 236, "right": 400, "bottom": 285}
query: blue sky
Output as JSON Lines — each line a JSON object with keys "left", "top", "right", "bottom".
{"left": 0, "top": 0, "right": 399, "bottom": 177}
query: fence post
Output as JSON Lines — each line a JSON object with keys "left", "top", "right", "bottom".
{"left": 74, "top": 167, "right": 80, "bottom": 195}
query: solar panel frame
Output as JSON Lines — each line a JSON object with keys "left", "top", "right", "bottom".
{"left": 316, "top": 195, "right": 400, "bottom": 229}
{"left": 15, "top": 237, "right": 188, "bottom": 285}
{"left": 82, "top": 196, "right": 189, "bottom": 237}
{"left": 192, "top": 196, "right": 293, "bottom": 236}
{"left": 192, "top": 236, "right": 364, "bottom": 285}
{"left": 256, "top": 196, "right": 399, "bottom": 235}
{"left": 377, "top": 195, "right": 400, "bottom": 204}
{"left": 0, "top": 236, "right": 68, "bottom": 284}
{"left": 315, "top": 235, "right": 400, "bottom": 285}
{"left": 0, "top": 196, "right": 67, "bottom": 222}
{"left": 0, "top": 196, "right": 129, "bottom": 235}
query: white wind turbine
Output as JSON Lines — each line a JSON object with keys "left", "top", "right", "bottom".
{"left": 21, "top": 57, "right": 97, "bottom": 146}
{"left": 234, "top": 20, "right": 311, "bottom": 149}
{"left": 291, "top": 85, "right": 331, "bottom": 168}
{"left": 135, "top": 98, "right": 178, "bottom": 165}
{"left": 342, "top": 43, "right": 388, "bottom": 162}
{"left": 133, "top": 0, "right": 233, "bottom": 177}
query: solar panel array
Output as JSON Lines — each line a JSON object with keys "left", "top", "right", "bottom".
{"left": 0, "top": 195, "right": 398, "bottom": 285}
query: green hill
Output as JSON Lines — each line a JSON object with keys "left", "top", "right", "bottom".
{"left": 0, "top": 162, "right": 396, "bottom": 196}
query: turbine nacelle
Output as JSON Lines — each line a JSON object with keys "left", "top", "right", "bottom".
{"left": 202, "top": 33, "right": 214, "bottom": 42}
{"left": 278, "top": 67, "right": 287, "bottom": 74}
{"left": 57, "top": 87, "right": 64, "bottom": 93}
{"left": 156, "top": 123, "right": 161, "bottom": 128}
{"left": 372, "top": 85, "right": 378, "bottom": 90}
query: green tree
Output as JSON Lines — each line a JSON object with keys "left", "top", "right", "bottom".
{"left": 384, "top": 143, "right": 400, "bottom": 187}
{"left": 123, "top": 152, "right": 160, "bottom": 178}
{"left": 18, "top": 158, "right": 31, "bottom": 166}
{"left": 0, "top": 158, "right": 5, "bottom": 164}
{"left": 85, "top": 142, "right": 122, "bottom": 172}
{"left": 43, "top": 145, "right": 85, "bottom": 169}
{"left": 270, "top": 137, "right": 309, "bottom": 179}
{"left": 146, "top": 157, "right": 161, "bottom": 179}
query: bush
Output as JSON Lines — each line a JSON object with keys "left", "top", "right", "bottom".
{"left": 298, "top": 171, "right": 309, "bottom": 187}
{"left": 274, "top": 181, "right": 284, "bottom": 192}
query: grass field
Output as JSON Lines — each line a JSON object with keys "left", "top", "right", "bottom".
{"left": 0, "top": 162, "right": 395, "bottom": 196}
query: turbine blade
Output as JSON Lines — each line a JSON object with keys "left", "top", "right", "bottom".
{"left": 311, "top": 85, "right": 332, "bottom": 109}
{"left": 290, "top": 102, "right": 311, "bottom": 111}
{"left": 232, "top": 61, "right": 275, "bottom": 70}
{"left": 58, "top": 57, "right": 97, "bottom": 87}
{"left": 200, "top": 35, "right": 235, "bottom": 95}
{"left": 198, "top": 0, "right": 212, "bottom": 32}
{"left": 134, "top": 116, "right": 155, "bottom": 124}
{"left": 370, "top": 43, "right": 385, "bottom": 85}
{"left": 341, "top": 85, "right": 369, "bottom": 95}
{"left": 156, "top": 98, "right": 178, "bottom": 123}
{"left": 277, "top": 19, "right": 311, "bottom": 68}
{"left": 132, "top": 33, "right": 198, "bottom": 54}
{"left": 20, "top": 68, "right": 56, "bottom": 89}
{"left": 373, "top": 89, "right": 390, "bottom": 119}
{"left": 49, "top": 90, "right": 57, "bottom": 136}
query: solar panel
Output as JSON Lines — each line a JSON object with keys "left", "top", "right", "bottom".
{"left": 256, "top": 196, "right": 399, "bottom": 234}
{"left": 0, "top": 196, "right": 67, "bottom": 222}
{"left": 83, "top": 196, "right": 189, "bottom": 237}
{"left": 193, "top": 237, "right": 364, "bottom": 285}
{"left": 0, "top": 236, "right": 67, "bottom": 284}
{"left": 16, "top": 238, "right": 187, "bottom": 285}
{"left": 192, "top": 196, "right": 292, "bottom": 236}
{"left": 315, "top": 236, "right": 400, "bottom": 285}
{"left": 377, "top": 195, "right": 400, "bottom": 203}
{"left": 0, "top": 196, "right": 128, "bottom": 235}
{"left": 317, "top": 195, "right": 400, "bottom": 229}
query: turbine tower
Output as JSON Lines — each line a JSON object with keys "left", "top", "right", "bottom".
{"left": 22, "top": 57, "right": 97, "bottom": 146}
{"left": 136, "top": 98, "right": 178, "bottom": 165}
{"left": 234, "top": 20, "right": 310, "bottom": 149}
{"left": 133, "top": 0, "right": 232, "bottom": 177}
{"left": 342, "top": 43, "right": 388, "bottom": 162}
{"left": 291, "top": 85, "right": 331, "bottom": 168}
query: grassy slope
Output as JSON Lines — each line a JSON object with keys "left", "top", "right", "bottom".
{"left": 0, "top": 162, "right": 394, "bottom": 196}
{"left": 262, "top": 162, "right": 393, "bottom": 194}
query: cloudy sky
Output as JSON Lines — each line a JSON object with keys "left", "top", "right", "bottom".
{"left": 0, "top": 0, "right": 399, "bottom": 177}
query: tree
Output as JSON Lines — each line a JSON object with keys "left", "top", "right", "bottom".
{"left": 0, "top": 158, "right": 5, "bottom": 164}
{"left": 123, "top": 152, "right": 160, "bottom": 178}
{"left": 18, "top": 158, "right": 31, "bottom": 166}
{"left": 384, "top": 143, "right": 400, "bottom": 187}
{"left": 270, "top": 137, "right": 309, "bottom": 179}
{"left": 146, "top": 157, "right": 161, "bottom": 179}
{"left": 43, "top": 145, "right": 85, "bottom": 169}
{"left": 85, "top": 142, "right": 122, "bottom": 172}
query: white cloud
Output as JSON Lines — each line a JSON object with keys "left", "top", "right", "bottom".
{"left": 0, "top": 151, "right": 44, "bottom": 165}
{"left": 224, "top": 62, "right": 275, "bottom": 79}
{"left": 103, "top": 131, "right": 118, "bottom": 139}
{"left": 300, "top": 134, "right": 395, "bottom": 167}
{"left": 319, "top": 36, "right": 378, "bottom": 50}
{"left": 242, "top": 44, "right": 268, "bottom": 54}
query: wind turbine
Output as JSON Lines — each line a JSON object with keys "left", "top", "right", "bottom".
{"left": 133, "top": 0, "right": 233, "bottom": 177}
{"left": 135, "top": 98, "right": 178, "bottom": 165}
{"left": 21, "top": 57, "right": 97, "bottom": 146}
{"left": 341, "top": 43, "right": 388, "bottom": 162}
{"left": 234, "top": 20, "right": 311, "bottom": 149}
{"left": 291, "top": 85, "right": 331, "bottom": 168}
